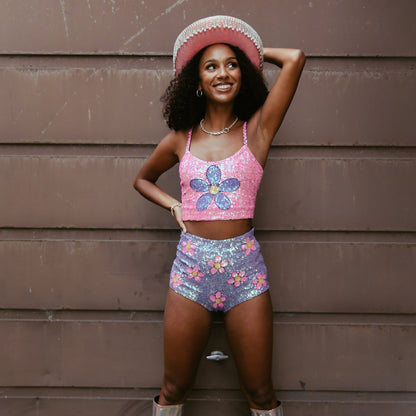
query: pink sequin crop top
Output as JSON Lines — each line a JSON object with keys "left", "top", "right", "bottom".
{"left": 179, "top": 122, "right": 263, "bottom": 221}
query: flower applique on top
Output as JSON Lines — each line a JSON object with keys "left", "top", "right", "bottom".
{"left": 190, "top": 165, "right": 240, "bottom": 211}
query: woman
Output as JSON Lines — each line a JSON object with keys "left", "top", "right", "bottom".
{"left": 133, "top": 15, "right": 305, "bottom": 416}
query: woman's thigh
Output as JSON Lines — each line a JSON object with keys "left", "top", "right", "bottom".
{"left": 162, "top": 289, "right": 213, "bottom": 395}
{"left": 224, "top": 291, "right": 275, "bottom": 399}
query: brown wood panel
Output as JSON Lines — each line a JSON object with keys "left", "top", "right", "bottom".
{"left": 0, "top": 240, "right": 176, "bottom": 311}
{"left": 1, "top": 0, "right": 414, "bottom": 413}
{"left": 0, "top": 317, "right": 237, "bottom": 389}
{"left": 1, "top": 156, "right": 415, "bottom": 231}
{"left": 0, "top": 155, "right": 178, "bottom": 229}
{"left": 0, "top": 316, "right": 163, "bottom": 388}
{"left": 0, "top": 388, "right": 157, "bottom": 416}
{"left": 256, "top": 157, "right": 416, "bottom": 231}
{"left": 0, "top": 64, "right": 169, "bottom": 144}
{"left": 1, "top": 389, "right": 416, "bottom": 416}
{"left": 0, "top": 0, "right": 414, "bottom": 56}
{"left": 284, "top": 401, "right": 416, "bottom": 416}
{"left": 0, "top": 398, "right": 153, "bottom": 416}
{"left": 1, "top": 61, "right": 414, "bottom": 146}
{"left": 1, "top": 240, "right": 415, "bottom": 313}
{"left": 266, "top": 241, "right": 416, "bottom": 313}
{"left": 276, "top": 316, "right": 416, "bottom": 392}
{"left": 0, "top": 314, "right": 415, "bottom": 392}
{"left": 275, "top": 60, "right": 416, "bottom": 147}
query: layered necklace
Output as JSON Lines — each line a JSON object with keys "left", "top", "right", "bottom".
{"left": 200, "top": 116, "right": 238, "bottom": 136}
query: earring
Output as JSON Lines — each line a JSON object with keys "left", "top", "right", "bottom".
{"left": 196, "top": 89, "right": 203, "bottom": 97}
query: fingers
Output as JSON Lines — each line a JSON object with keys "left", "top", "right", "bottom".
{"left": 176, "top": 215, "right": 187, "bottom": 233}
{"left": 173, "top": 207, "right": 187, "bottom": 233}
{"left": 178, "top": 220, "right": 187, "bottom": 233}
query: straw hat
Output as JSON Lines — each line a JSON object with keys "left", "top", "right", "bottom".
{"left": 173, "top": 15, "right": 263, "bottom": 75}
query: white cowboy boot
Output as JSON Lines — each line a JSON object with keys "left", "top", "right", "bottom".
{"left": 152, "top": 396, "right": 183, "bottom": 416}
{"left": 250, "top": 402, "right": 283, "bottom": 416}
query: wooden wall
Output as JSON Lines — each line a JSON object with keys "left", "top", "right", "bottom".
{"left": 1, "top": 1, "right": 415, "bottom": 415}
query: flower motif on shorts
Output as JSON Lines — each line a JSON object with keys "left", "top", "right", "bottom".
{"left": 252, "top": 273, "right": 267, "bottom": 290}
{"left": 207, "top": 255, "right": 229, "bottom": 274}
{"left": 170, "top": 272, "right": 184, "bottom": 289}
{"left": 186, "top": 266, "right": 204, "bottom": 282}
{"left": 227, "top": 270, "right": 248, "bottom": 287}
{"left": 182, "top": 239, "right": 196, "bottom": 256}
{"left": 241, "top": 237, "right": 256, "bottom": 255}
{"left": 210, "top": 291, "right": 226, "bottom": 310}
{"left": 190, "top": 165, "right": 240, "bottom": 211}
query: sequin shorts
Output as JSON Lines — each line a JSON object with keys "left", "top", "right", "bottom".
{"left": 169, "top": 228, "right": 269, "bottom": 312}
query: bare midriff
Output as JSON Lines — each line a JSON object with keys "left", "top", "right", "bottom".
{"left": 184, "top": 218, "right": 252, "bottom": 240}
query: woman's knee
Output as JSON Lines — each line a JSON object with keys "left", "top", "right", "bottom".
{"left": 243, "top": 380, "right": 277, "bottom": 409}
{"left": 161, "top": 376, "right": 192, "bottom": 404}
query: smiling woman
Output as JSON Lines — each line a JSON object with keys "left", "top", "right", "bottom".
{"left": 133, "top": 15, "right": 305, "bottom": 416}
{"left": 197, "top": 44, "right": 242, "bottom": 106}
{"left": 161, "top": 41, "right": 269, "bottom": 132}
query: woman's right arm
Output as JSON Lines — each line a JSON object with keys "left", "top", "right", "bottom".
{"left": 133, "top": 131, "right": 186, "bottom": 231}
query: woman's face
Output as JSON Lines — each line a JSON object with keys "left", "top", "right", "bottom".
{"left": 198, "top": 43, "right": 242, "bottom": 104}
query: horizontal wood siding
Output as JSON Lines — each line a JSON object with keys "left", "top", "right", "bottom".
{"left": 1, "top": 313, "right": 415, "bottom": 390}
{"left": 1, "top": 240, "right": 416, "bottom": 313}
{"left": 1, "top": 61, "right": 414, "bottom": 145}
{"left": 1, "top": 156, "right": 415, "bottom": 230}
{"left": 1, "top": 1, "right": 415, "bottom": 415}
{"left": 0, "top": 0, "right": 414, "bottom": 56}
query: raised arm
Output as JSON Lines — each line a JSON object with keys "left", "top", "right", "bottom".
{"left": 248, "top": 48, "right": 306, "bottom": 163}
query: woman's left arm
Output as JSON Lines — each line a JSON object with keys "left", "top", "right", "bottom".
{"left": 252, "top": 48, "right": 306, "bottom": 148}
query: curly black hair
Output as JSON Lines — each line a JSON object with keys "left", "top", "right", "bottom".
{"left": 161, "top": 45, "right": 269, "bottom": 131}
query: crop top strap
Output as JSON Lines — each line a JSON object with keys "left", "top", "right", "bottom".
{"left": 243, "top": 121, "right": 248, "bottom": 145}
{"left": 186, "top": 128, "right": 193, "bottom": 152}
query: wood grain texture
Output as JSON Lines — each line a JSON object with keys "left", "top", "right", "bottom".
{"left": 1, "top": 0, "right": 415, "bottom": 413}
{"left": 0, "top": 0, "right": 414, "bottom": 56}
{"left": 1, "top": 240, "right": 415, "bottom": 313}
{"left": 1, "top": 156, "right": 415, "bottom": 230}
{"left": 0, "top": 313, "right": 415, "bottom": 392}
{"left": 1, "top": 61, "right": 414, "bottom": 145}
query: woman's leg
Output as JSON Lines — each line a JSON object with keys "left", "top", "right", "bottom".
{"left": 224, "top": 291, "right": 279, "bottom": 410}
{"left": 158, "top": 289, "right": 213, "bottom": 405}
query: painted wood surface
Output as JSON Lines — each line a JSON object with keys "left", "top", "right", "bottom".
{"left": 1, "top": 1, "right": 415, "bottom": 414}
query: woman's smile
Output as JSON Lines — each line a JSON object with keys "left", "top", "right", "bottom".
{"left": 215, "top": 83, "right": 232, "bottom": 89}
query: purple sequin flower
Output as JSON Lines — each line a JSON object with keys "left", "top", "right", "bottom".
{"left": 190, "top": 165, "right": 240, "bottom": 211}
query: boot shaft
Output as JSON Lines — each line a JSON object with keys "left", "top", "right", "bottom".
{"left": 250, "top": 403, "right": 283, "bottom": 416}
{"left": 152, "top": 396, "right": 183, "bottom": 416}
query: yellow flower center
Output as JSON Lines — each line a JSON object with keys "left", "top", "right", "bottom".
{"left": 186, "top": 243, "right": 192, "bottom": 250}
{"left": 214, "top": 262, "right": 221, "bottom": 269}
{"left": 235, "top": 276, "right": 241, "bottom": 282}
{"left": 192, "top": 270, "right": 198, "bottom": 277}
{"left": 246, "top": 242, "right": 253, "bottom": 248}
{"left": 258, "top": 277, "right": 264, "bottom": 284}
{"left": 216, "top": 298, "right": 221, "bottom": 304}
{"left": 209, "top": 184, "right": 219, "bottom": 195}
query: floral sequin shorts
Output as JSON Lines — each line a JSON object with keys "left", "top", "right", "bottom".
{"left": 169, "top": 228, "right": 269, "bottom": 312}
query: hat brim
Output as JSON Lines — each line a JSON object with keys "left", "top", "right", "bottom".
{"left": 173, "top": 16, "right": 263, "bottom": 76}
